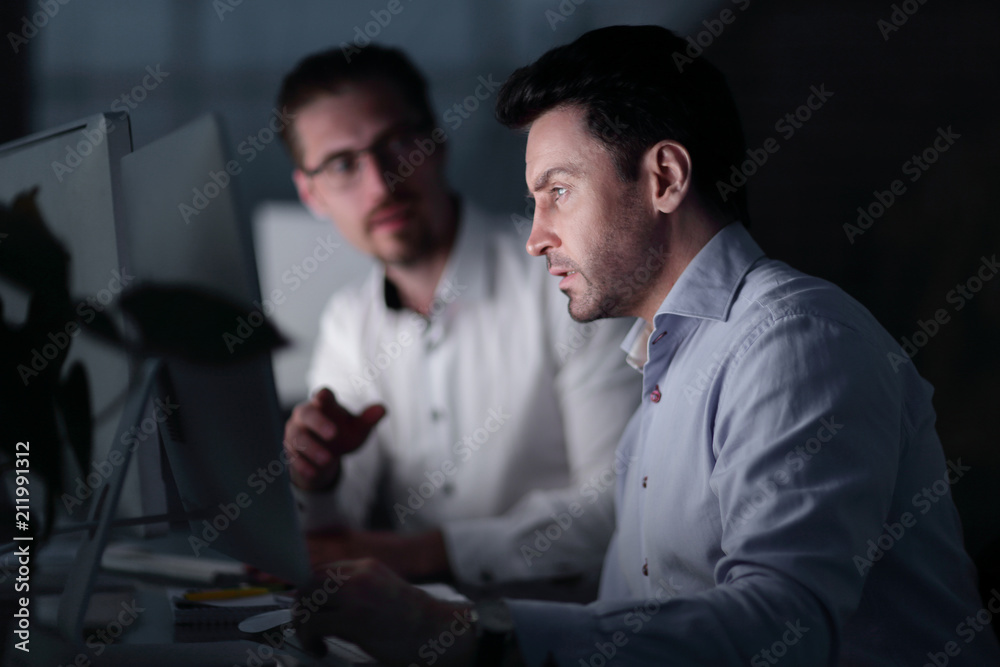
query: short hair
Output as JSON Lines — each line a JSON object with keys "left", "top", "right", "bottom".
{"left": 495, "top": 25, "right": 749, "bottom": 225}
{"left": 277, "top": 45, "right": 435, "bottom": 166}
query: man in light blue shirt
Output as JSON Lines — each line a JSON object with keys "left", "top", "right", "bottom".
{"left": 293, "top": 25, "right": 1000, "bottom": 667}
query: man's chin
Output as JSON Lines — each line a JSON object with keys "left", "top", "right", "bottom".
{"left": 373, "top": 237, "right": 421, "bottom": 265}
{"left": 566, "top": 296, "right": 602, "bottom": 324}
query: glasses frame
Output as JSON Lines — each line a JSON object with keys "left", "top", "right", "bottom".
{"left": 301, "top": 123, "right": 434, "bottom": 190}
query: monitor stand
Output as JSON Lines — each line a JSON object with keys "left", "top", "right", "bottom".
{"left": 54, "top": 359, "right": 278, "bottom": 666}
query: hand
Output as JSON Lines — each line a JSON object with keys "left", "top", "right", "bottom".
{"left": 283, "top": 388, "right": 386, "bottom": 492}
{"left": 293, "top": 558, "right": 476, "bottom": 667}
{"left": 307, "top": 529, "right": 452, "bottom": 581}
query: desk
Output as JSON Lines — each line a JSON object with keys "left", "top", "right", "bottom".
{"left": 0, "top": 533, "right": 356, "bottom": 666}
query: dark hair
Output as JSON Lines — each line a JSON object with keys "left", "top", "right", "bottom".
{"left": 277, "top": 44, "right": 435, "bottom": 166}
{"left": 496, "top": 25, "right": 749, "bottom": 224}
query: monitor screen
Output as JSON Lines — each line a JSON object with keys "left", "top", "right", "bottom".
{"left": 116, "top": 114, "right": 309, "bottom": 584}
{"left": 0, "top": 112, "right": 134, "bottom": 529}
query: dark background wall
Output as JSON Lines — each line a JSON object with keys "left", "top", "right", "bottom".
{"left": 2, "top": 0, "right": 998, "bottom": 585}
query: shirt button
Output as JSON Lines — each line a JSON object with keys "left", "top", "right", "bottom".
{"left": 443, "top": 483, "right": 454, "bottom": 496}
{"left": 642, "top": 559, "right": 649, "bottom": 576}
{"left": 650, "top": 385, "right": 661, "bottom": 403}
{"left": 642, "top": 476, "right": 648, "bottom": 488}
{"left": 431, "top": 409, "right": 445, "bottom": 421}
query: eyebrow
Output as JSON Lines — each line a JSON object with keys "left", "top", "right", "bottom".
{"left": 527, "top": 165, "right": 582, "bottom": 198}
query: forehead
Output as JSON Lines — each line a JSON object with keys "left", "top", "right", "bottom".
{"left": 293, "top": 81, "right": 418, "bottom": 161}
{"left": 525, "top": 106, "right": 608, "bottom": 183}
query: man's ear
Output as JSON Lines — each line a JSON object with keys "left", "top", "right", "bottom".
{"left": 292, "top": 168, "right": 325, "bottom": 219}
{"left": 644, "top": 141, "right": 692, "bottom": 215}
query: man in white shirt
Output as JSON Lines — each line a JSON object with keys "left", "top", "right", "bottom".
{"left": 291, "top": 26, "right": 1000, "bottom": 667}
{"left": 277, "top": 45, "right": 639, "bottom": 587}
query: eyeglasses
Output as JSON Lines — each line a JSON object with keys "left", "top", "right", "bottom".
{"left": 302, "top": 127, "right": 430, "bottom": 190}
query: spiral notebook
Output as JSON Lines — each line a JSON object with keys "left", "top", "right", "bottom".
{"left": 169, "top": 588, "right": 291, "bottom": 642}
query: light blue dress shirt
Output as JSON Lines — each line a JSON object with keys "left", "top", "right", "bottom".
{"left": 505, "top": 223, "right": 1000, "bottom": 666}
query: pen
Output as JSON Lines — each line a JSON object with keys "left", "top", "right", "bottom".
{"left": 183, "top": 586, "right": 271, "bottom": 602}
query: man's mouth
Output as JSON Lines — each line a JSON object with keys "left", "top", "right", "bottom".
{"left": 369, "top": 204, "right": 411, "bottom": 231}
{"left": 548, "top": 267, "right": 580, "bottom": 289}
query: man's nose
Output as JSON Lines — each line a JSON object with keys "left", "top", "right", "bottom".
{"left": 526, "top": 209, "right": 559, "bottom": 257}
{"left": 359, "top": 151, "right": 394, "bottom": 203}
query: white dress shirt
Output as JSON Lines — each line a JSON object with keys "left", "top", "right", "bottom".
{"left": 297, "top": 202, "right": 640, "bottom": 585}
{"left": 505, "top": 223, "right": 1000, "bottom": 665}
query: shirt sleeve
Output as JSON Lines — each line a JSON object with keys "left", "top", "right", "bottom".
{"left": 506, "top": 312, "right": 906, "bottom": 665}
{"left": 441, "top": 315, "right": 641, "bottom": 583}
{"left": 293, "top": 291, "right": 384, "bottom": 532}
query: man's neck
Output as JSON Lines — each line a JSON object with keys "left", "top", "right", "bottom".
{"left": 635, "top": 210, "right": 729, "bottom": 324}
{"left": 384, "top": 200, "right": 460, "bottom": 317}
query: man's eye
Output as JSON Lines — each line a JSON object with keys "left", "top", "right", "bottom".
{"left": 328, "top": 155, "right": 358, "bottom": 174}
{"left": 552, "top": 186, "right": 568, "bottom": 200}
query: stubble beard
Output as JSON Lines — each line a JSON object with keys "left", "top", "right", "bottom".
{"left": 567, "top": 185, "right": 654, "bottom": 323}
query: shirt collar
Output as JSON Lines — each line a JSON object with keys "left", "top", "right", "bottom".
{"left": 619, "top": 222, "right": 765, "bottom": 368}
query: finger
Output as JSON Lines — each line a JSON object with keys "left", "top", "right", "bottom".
{"left": 340, "top": 404, "right": 386, "bottom": 454}
{"left": 312, "top": 388, "right": 354, "bottom": 423}
{"left": 285, "top": 430, "right": 332, "bottom": 471}
{"left": 298, "top": 403, "right": 338, "bottom": 442}
{"left": 358, "top": 404, "right": 387, "bottom": 430}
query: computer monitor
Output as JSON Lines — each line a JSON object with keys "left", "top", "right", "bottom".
{"left": 0, "top": 113, "right": 134, "bottom": 522}
{"left": 2, "top": 111, "right": 310, "bottom": 663}
{"left": 113, "top": 113, "right": 310, "bottom": 585}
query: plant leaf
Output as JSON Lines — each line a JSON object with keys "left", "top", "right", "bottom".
{"left": 78, "top": 308, "right": 124, "bottom": 347}
{"left": 0, "top": 188, "right": 70, "bottom": 296}
{"left": 119, "top": 284, "right": 288, "bottom": 363}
